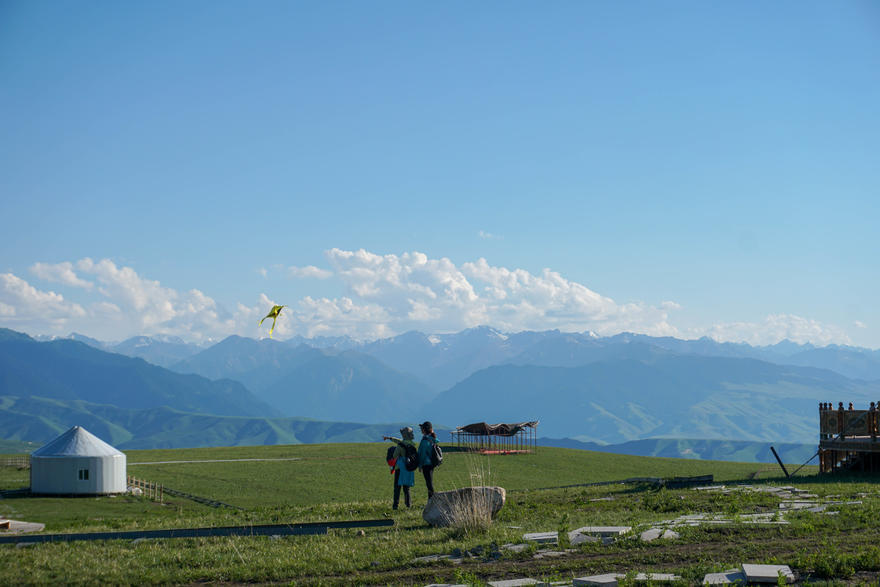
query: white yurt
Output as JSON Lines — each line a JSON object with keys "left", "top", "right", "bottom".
{"left": 30, "top": 426, "right": 127, "bottom": 495}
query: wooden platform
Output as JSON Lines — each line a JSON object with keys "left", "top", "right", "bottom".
{"left": 818, "top": 402, "right": 880, "bottom": 473}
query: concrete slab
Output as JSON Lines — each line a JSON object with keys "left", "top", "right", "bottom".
{"left": 702, "top": 569, "right": 746, "bottom": 584}
{"left": 572, "top": 526, "right": 631, "bottom": 536}
{"left": 523, "top": 531, "right": 557, "bottom": 543}
{"left": 488, "top": 579, "right": 540, "bottom": 587}
{"left": 425, "top": 584, "right": 468, "bottom": 587}
{"left": 742, "top": 564, "right": 794, "bottom": 583}
{"left": 0, "top": 519, "right": 45, "bottom": 534}
{"left": 572, "top": 574, "right": 624, "bottom": 586}
{"left": 501, "top": 543, "right": 530, "bottom": 553}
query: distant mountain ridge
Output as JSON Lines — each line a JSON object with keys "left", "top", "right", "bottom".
{"left": 170, "top": 335, "right": 435, "bottom": 422}
{"left": 0, "top": 328, "right": 275, "bottom": 418}
{"left": 423, "top": 355, "right": 878, "bottom": 443}
{"left": 6, "top": 326, "right": 880, "bottom": 450}
{"left": 43, "top": 327, "right": 880, "bottom": 384}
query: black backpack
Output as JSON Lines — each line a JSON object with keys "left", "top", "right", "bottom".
{"left": 430, "top": 441, "right": 443, "bottom": 467}
{"left": 403, "top": 443, "right": 419, "bottom": 471}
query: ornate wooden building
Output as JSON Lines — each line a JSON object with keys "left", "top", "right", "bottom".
{"left": 819, "top": 402, "right": 880, "bottom": 473}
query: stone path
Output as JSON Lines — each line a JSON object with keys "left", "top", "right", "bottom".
{"left": 414, "top": 484, "right": 867, "bottom": 584}
{"left": 424, "top": 564, "right": 794, "bottom": 587}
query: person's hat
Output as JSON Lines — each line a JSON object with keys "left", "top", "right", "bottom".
{"left": 420, "top": 421, "right": 433, "bottom": 431}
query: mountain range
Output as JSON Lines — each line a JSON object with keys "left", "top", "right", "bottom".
{"left": 5, "top": 326, "right": 880, "bottom": 453}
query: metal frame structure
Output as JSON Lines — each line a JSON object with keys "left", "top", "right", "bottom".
{"left": 450, "top": 421, "right": 538, "bottom": 454}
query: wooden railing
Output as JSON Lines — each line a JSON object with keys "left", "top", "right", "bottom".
{"left": 0, "top": 456, "right": 29, "bottom": 468}
{"left": 127, "top": 475, "right": 164, "bottom": 503}
{"left": 819, "top": 402, "right": 878, "bottom": 440}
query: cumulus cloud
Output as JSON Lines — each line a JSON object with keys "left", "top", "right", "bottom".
{"left": 0, "top": 273, "right": 86, "bottom": 328}
{"left": 289, "top": 265, "right": 333, "bottom": 279}
{"left": 315, "top": 249, "right": 679, "bottom": 337}
{"left": 0, "top": 251, "right": 861, "bottom": 348}
{"left": 30, "top": 262, "right": 94, "bottom": 290}
{"left": 1, "top": 260, "right": 243, "bottom": 342}
{"left": 703, "top": 314, "right": 851, "bottom": 346}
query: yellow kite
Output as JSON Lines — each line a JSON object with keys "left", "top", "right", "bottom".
{"left": 259, "top": 304, "right": 286, "bottom": 338}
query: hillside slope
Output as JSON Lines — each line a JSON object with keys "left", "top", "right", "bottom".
{"left": 0, "top": 395, "right": 411, "bottom": 449}
{"left": 423, "top": 356, "right": 879, "bottom": 443}
{"left": 0, "top": 329, "right": 275, "bottom": 417}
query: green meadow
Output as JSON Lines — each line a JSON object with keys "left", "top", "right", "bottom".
{"left": 5, "top": 444, "right": 880, "bottom": 585}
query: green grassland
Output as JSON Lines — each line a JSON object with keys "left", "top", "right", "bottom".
{"left": 5, "top": 444, "right": 880, "bottom": 585}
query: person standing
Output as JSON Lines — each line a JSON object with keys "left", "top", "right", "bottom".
{"left": 383, "top": 427, "right": 416, "bottom": 509}
{"left": 418, "top": 421, "right": 438, "bottom": 499}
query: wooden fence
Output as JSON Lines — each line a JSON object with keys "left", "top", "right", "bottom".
{"left": 0, "top": 456, "right": 29, "bottom": 468}
{"left": 127, "top": 475, "right": 164, "bottom": 503}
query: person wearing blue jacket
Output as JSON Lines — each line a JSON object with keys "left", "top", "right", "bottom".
{"left": 418, "top": 421, "right": 438, "bottom": 498}
{"left": 383, "top": 427, "right": 416, "bottom": 509}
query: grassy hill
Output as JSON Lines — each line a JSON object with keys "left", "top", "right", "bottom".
{"left": 0, "top": 396, "right": 416, "bottom": 449}
{"left": 7, "top": 442, "right": 880, "bottom": 585}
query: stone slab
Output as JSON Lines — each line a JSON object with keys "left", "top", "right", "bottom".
{"left": 523, "top": 531, "right": 557, "bottom": 543}
{"left": 572, "top": 526, "right": 631, "bottom": 536}
{"left": 702, "top": 570, "right": 746, "bottom": 584}
{"left": 0, "top": 519, "right": 45, "bottom": 534}
{"left": 572, "top": 574, "right": 624, "bottom": 586}
{"left": 501, "top": 543, "right": 530, "bottom": 553}
{"left": 487, "top": 579, "right": 540, "bottom": 587}
{"left": 742, "top": 564, "right": 794, "bottom": 583}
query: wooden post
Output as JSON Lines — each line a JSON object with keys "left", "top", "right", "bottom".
{"left": 872, "top": 402, "right": 877, "bottom": 441}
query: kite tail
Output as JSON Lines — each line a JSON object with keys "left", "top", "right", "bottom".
{"left": 269, "top": 317, "right": 277, "bottom": 338}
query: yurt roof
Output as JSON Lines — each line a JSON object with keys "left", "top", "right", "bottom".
{"left": 32, "top": 426, "right": 124, "bottom": 457}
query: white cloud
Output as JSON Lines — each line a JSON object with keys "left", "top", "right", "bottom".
{"left": 478, "top": 230, "right": 502, "bottom": 240}
{"left": 0, "top": 273, "right": 87, "bottom": 329}
{"left": 855, "top": 320, "right": 867, "bottom": 329}
{"left": 0, "top": 251, "right": 861, "bottom": 348}
{"left": 30, "top": 262, "right": 94, "bottom": 290}
{"left": 289, "top": 265, "right": 333, "bottom": 279}
{"left": 703, "top": 314, "right": 851, "bottom": 346}
{"left": 315, "top": 249, "right": 679, "bottom": 337}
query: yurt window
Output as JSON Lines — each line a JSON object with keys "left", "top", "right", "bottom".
{"left": 78, "top": 469, "right": 89, "bottom": 481}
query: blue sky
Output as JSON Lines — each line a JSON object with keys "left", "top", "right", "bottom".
{"left": 1, "top": 1, "right": 878, "bottom": 346}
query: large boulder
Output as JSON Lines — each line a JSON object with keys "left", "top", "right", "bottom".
{"left": 422, "top": 486, "right": 506, "bottom": 527}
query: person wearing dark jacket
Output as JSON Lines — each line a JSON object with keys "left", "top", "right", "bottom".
{"left": 417, "top": 421, "right": 438, "bottom": 498}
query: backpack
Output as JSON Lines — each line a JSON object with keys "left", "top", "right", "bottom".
{"left": 403, "top": 443, "right": 419, "bottom": 471}
{"left": 385, "top": 445, "right": 397, "bottom": 468}
{"left": 430, "top": 441, "right": 443, "bottom": 467}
